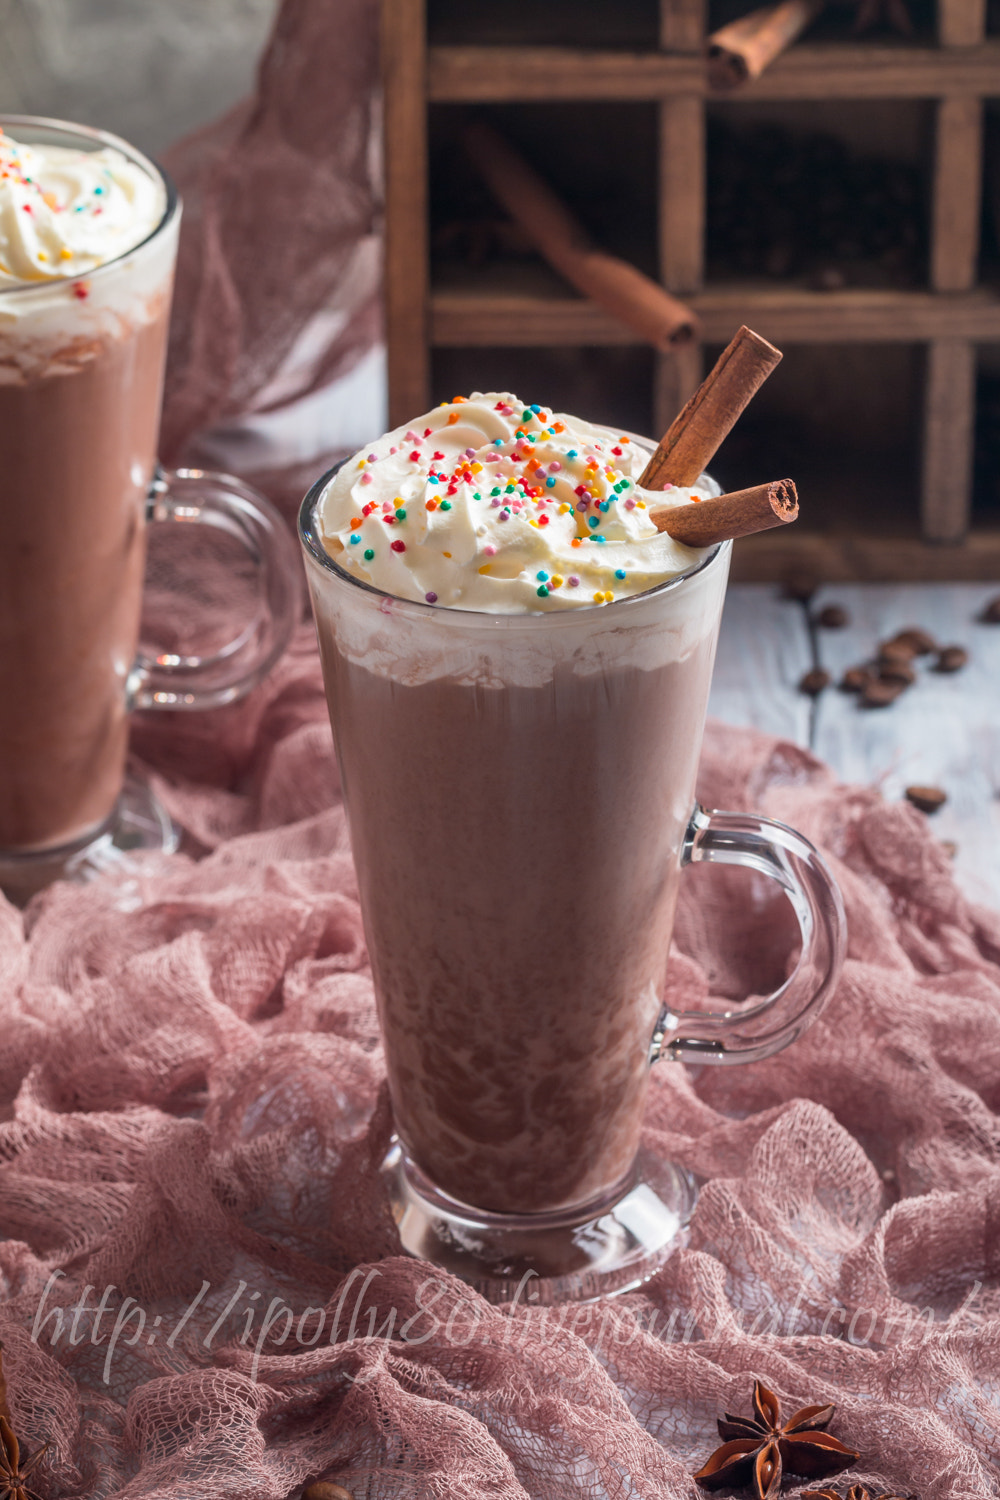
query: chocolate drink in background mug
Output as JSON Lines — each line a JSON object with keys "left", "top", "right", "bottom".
{"left": 0, "top": 117, "right": 299, "bottom": 898}
{"left": 300, "top": 384, "right": 846, "bottom": 1301}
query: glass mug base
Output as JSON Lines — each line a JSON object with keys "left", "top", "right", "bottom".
{"left": 383, "top": 1136, "right": 697, "bottom": 1305}
{"left": 0, "top": 776, "right": 177, "bottom": 906}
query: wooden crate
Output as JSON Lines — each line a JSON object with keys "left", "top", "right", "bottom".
{"left": 382, "top": 0, "right": 1000, "bottom": 580}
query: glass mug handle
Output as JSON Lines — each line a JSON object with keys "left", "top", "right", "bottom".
{"left": 651, "top": 804, "right": 847, "bottom": 1066}
{"left": 129, "top": 467, "right": 301, "bottom": 711}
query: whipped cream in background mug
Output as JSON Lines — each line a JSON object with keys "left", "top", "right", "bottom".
{"left": 0, "top": 129, "right": 165, "bottom": 284}
{"left": 317, "top": 393, "right": 716, "bottom": 612}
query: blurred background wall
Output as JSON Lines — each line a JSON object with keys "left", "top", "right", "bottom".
{"left": 0, "top": 0, "right": 278, "bottom": 154}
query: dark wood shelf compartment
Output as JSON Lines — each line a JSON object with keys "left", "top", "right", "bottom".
{"left": 384, "top": 0, "right": 1000, "bottom": 578}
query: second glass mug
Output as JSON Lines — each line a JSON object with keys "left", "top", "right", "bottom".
{"left": 300, "top": 462, "right": 847, "bottom": 1303}
{"left": 0, "top": 117, "right": 300, "bottom": 901}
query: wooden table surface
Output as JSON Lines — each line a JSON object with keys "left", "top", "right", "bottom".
{"left": 708, "top": 582, "right": 1000, "bottom": 907}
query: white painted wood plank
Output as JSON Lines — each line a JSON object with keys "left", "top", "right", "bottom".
{"left": 708, "top": 584, "right": 813, "bottom": 746}
{"left": 810, "top": 583, "right": 1000, "bottom": 908}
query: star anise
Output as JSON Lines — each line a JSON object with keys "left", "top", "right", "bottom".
{"left": 0, "top": 1345, "right": 48, "bottom": 1500}
{"left": 694, "top": 1379, "right": 860, "bottom": 1500}
{"left": 802, "top": 1487, "right": 917, "bottom": 1500}
{"left": 0, "top": 1416, "right": 48, "bottom": 1500}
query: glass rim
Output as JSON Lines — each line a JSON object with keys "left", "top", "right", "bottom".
{"left": 298, "top": 458, "right": 729, "bottom": 627}
{"left": 0, "top": 112, "right": 179, "bottom": 298}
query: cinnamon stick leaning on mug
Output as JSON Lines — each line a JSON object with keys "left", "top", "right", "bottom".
{"left": 650, "top": 479, "right": 798, "bottom": 548}
{"left": 464, "top": 119, "right": 699, "bottom": 349}
{"left": 708, "top": 0, "right": 824, "bottom": 90}
{"left": 639, "top": 325, "right": 782, "bottom": 490}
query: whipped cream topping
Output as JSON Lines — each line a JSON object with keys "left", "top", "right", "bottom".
{"left": 317, "top": 393, "right": 715, "bottom": 612}
{"left": 0, "top": 129, "right": 165, "bottom": 287}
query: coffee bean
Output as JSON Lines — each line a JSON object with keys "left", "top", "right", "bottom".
{"left": 798, "top": 667, "right": 831, "bottom": 696}
{"left": 861, "top": 679, "right": 903, "bottom": 708}
{"left": 890, "top": 627, "right": 936, "bottom": 656}
{"left": 839, "top": 665, "right": 873, "bottom": 692}
{"left": 905, "top": 785, "right": 947, "bottom": 814}
{"left": 817, "top": 603, "right": 850, "bottom": 628}
{"left": 878, "top": 639, "right": 917, "bottom": 664}
{"left": 981, "top": 594, "right": 1000, "bottom": 624}
{"left": 934, "top": 645, "right": 968, "bottom": 673}
{"left": 878, "top": 660, "right": 916, "bottom": 686}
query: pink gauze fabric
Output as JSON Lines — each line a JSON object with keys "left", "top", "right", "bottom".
{"left": 157, "top": 0, "right": 381, "bottom": 492}
{"left": 0, "top": 647, "right": 998, "bottom": 1500}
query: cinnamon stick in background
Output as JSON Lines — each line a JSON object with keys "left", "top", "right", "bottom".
{"left": 708, "top": 0, "right": 824, "bottom": 90}
{"left": 650, "top": 479, "right": 798, "bottom": 547}
{"left": 638, "top": 325, "right": 782, "bottom": 489}
{"left": 464, "top": 120, "right": 700, "bottom": 349}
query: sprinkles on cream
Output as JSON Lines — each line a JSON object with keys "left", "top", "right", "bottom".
{"left": 0, "top": 128, "right": 165, "bottom": 287}
{"left": 317, "top": 393, "right": 716, "bottom": 612}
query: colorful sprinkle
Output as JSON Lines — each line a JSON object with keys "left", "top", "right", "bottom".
{"left": 349, "top": 533, "right": 361, "bottom": 544}
{"left": 537, "top": 585, "right": 549, "bottom": 597}
{"left": 439, "top": 500, "right": 452, "bottom": 511}
{"left": 364, "top": 548, "right": 375, "bottom": 560}
{"left": 425, "top": 592, "right": 438, "bottom": 603}
{"left": 545, "top": 477, "right": 556, "bottom": 488}
{"left": 391, "top": 540, "right": 406, "bottom": 553}
{"left": 395, "top": 508, "right": 406, "bottom": 520}
{"left": 587, "top": 517, "right": 599, "bottom": 529}
{"left": 615, "top": 569, "right": 627, "bottom": 580}
{"left": 536, "top": 571, "right": 549, "bottom": 581}
{"left": 568, "top": 575, "right": 580, "bottom": 587}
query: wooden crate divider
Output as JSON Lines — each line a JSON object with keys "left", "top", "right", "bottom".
{"left": 383, "top": 0, "right": 430, "bottom": 427}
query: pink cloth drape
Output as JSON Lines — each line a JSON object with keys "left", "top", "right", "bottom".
{"left": 0, "top": 645, "right": 997, "bottom": 1497}
{"left": 158, "top": 0, "right": 381, "bottom": 491}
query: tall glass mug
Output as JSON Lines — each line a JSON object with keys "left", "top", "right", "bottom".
{"left": 0, "top": 118, "right": 299, "bottom": 902}
{"left": 300, "top": 459, "right": 845, "bottom": 1302}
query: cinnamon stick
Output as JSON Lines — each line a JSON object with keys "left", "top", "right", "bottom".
{"left": 464, "top": 120, "right": 699, "bottom": 349}
{"left": 650, "top": 479, "right": 798, "bottom": 547}
{"left": 708, "top": 0, "right": 824, "bottom": 90}
{"left": 638, "top": 325, "right": 782, "bottom": 490}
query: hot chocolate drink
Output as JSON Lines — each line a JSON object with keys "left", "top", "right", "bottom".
{"left": 319, "top": 619, "right": 722, "bottom": 1214}
{"left": 305, "top": 393, "right": 726, "bottom": 1214}
{"left": 303, "top": 378, "right": 843, "bottom": 1300}
{"left": 0, "top": 124, "right": 174, "bottom": 852}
